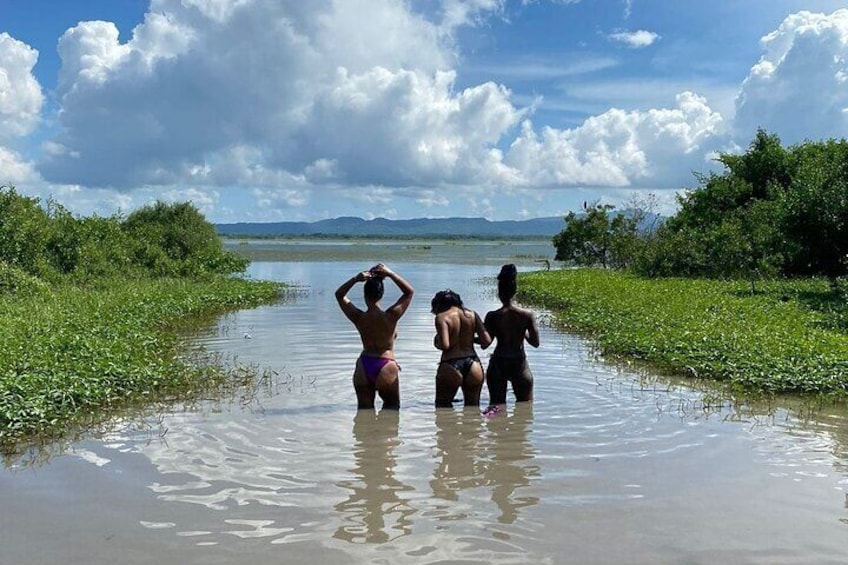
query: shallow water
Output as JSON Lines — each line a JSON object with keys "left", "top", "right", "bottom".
{"left": 3, "top": 244, "right": 848, "bottom": 564}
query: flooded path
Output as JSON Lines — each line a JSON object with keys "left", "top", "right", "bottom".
{"left": 3, "top": 246, "right": 848, "bottom": 564}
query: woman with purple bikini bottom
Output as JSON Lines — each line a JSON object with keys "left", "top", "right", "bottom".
{"left": 358, "top": 355, "right": 400, "bottom": 386}
{"left": 335, "top": 264, "right": 414, "bottom": 409}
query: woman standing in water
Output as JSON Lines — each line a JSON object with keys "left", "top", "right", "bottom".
{"left": 483, "top": 264, "right": 540, "bottom": 406}
{"left": 335, "top": 264, "right": 414, "bottom": 410}
{"left": 431, "top": 289, "right": 491, "bottom": 408}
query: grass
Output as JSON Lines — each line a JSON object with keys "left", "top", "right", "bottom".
{"left": 0, "top": 276, "right": 282, "bottom": 456}
{"left": 519, "top": 269, "right": 848, "bottom": 396}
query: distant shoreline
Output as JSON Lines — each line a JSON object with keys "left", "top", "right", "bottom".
{"left": 215, "top": 216, "right": 564, "bottom": 240}
{"left": 220, "top": 233, "right": 554, "bottom": 242}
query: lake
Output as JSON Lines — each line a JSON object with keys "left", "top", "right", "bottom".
{"left": 2, "top": 240, "right": 848, "bottom": 564}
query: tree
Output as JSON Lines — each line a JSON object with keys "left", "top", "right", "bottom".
{"left": 781, "top": 139, "right": 848, "bottom": 283}
{"left": 552, "top": 202, "right": 639, "bottom": 269}
{"left": 633, "top": 130, "right": 847, "bottom": 284}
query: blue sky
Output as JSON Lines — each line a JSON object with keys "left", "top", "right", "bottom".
{"left": 1, "top": 0, "right": 847, "bottom": 222}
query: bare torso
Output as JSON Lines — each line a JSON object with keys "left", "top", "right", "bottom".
{"left": 435, "top": 306, "right": 481, "bottom": 360}
{"left": 354, "top": 306, "right": 398, "bottom": 358}
{"left": 485, "top": 303, "right": 539, "bottom": 357}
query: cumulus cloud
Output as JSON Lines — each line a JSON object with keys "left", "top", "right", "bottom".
{"left": 607, "top": 29, "right": 660, "bottom": 49}
{"left": 40, "top": 0, "right": 720, "bottom": 199}
{"left": 0, "top": 33, "right": 42, "bottom": 188}
{"left": 42, "top": 0, "right": 453, "bottom": 188}
{"left": 18, "top": 0, "right": 741, "bottom": 221}
{"left": 505, "top": 92, "right": 725, "bottom": 188}
{"left": 294, "top": 67, "right": 523, "bottom": 186}
{"left": 0, "top": 32, "right": 43, "bottom": 141}
{"left": 735, "top": 9, "right": 848, "bottom": 144}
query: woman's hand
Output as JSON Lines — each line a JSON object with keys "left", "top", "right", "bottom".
{"left": 355, "top": 270, "right": 371, "bottom": 282}
{"left": 370, "top": 263, "right": 394, "bottom": 278}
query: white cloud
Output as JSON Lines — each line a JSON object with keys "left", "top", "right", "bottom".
{"left": 0, "top": 147, "right": 38, "bottom": 185}
{"left": 294, "top": 67, "right": 523, "bottom": 186}
{"left": 42, "top": 0, "right": 455, "bottom": 188}
{"left": 252, "top": 186, "right": 309, "bottom": 211}
{"left": 504, "top": 91, "right": 725, "bottom": 188}
{"left": 470, "top": 55, "right": 619, "bottom": 80}
{"left": 56, "top": 21, "right": 131, "bottom": 93}
{"left": 735, "top": 8, "right": 848, "bottom": 143}
{"left": 36, "top": 0, "right": 728, "bottom": 209}
{"left": 607, "top": 29, "right": 660, "bottom": 49}
{"left": 0, "top": 33, "right": 43, "bottom": 141}
{"left": 415, "top": 189, "right": 451, "bottom": 208}
{"left": 439, "top": 0, "right": 505, "bottom": 31}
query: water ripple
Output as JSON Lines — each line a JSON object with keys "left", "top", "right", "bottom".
{"left": 6, "top": 259, "right": 848, "bottom": 564}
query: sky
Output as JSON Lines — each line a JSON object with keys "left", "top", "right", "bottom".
{"left": 1, "top": 0, "right": 848, "bottom": 223}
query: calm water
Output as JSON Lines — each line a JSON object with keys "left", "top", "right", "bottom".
{"left": 3, "top": 242, "right": 848, "bottom": 564}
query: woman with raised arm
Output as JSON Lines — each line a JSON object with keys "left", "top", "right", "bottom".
{"left": 335, "top": 264, "right": 414, "bottom": 410}
{"left": 431, "top": 289, "right": 491, "bottom": 408}
{"left": 483, "top": 264, "right": 540, "bottom": 407}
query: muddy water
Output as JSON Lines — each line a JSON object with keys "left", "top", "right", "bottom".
{"left": 2, "top": 244, "right": 848, "bottom": 564}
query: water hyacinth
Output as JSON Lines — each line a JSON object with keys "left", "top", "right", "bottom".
{"left": 519, "top": 269, "right": 848, "bottom": 396}
{"left": 0, "top": 277, "right": 281, "bottom": 454}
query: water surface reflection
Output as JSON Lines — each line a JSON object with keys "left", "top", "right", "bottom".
{"left": 482, "top": 404, "right": 540, "bottom": 525}
{"left": 334, "top": 410, "right": 414, "bottom": 544}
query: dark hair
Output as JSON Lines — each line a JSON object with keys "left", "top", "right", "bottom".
{"left": 431, "top": 289, "right": 464, "bottom": 314}
{"left": 497, "top": 264, "right": 517, "bottom": 303}
{"left": 364, "top": 277, "right": 384, "bottom": 302}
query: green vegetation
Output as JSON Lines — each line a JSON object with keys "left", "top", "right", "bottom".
{"left": 520, "top": 269, "right": 848, "bottom": 395}
{"left": 0, "top": 186, "right": 281, "bottom": 454}
{"left": 552, "top": 202, "right": 645, "bottom": 269}
{"left": 543, "top": 131, "right": 848, "bottom": 395}
{"left": 553, "top": 130, "right": 848, "bottom": 288}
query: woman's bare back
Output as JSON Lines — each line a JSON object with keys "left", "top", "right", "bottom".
{"left": 355, "top": 308, "right": 398, "bottom": 355}
{"left": 485, "top": 304, "right": 539, "bottom": 354}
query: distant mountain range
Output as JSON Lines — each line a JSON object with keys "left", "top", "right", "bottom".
{"left": 216, "top": 216, "right": 565, "bottom": 238}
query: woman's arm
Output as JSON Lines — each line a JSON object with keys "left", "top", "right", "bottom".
{"left": 525, "top": 312, "right": 540, "bottom": 348}
{"left": 474, "top": 311, "right": 493, "bottom": 349}
{"left": 373, "top": 264, "right": 414, "bottom": 320}
{"left": 434, "top": 315, "right": 450, "bottom": 351}
{"left": 335, "top": 271, "right": 368, "bottom": 322}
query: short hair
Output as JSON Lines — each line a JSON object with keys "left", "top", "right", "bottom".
{"left": 497, "top": 263, "right": 517, "bottom": 303}
{"left": 431, "top": 289, "right": 464, "bottom": 314}
{"left": 364, "top": 277, "right": 384, "bottom": 302}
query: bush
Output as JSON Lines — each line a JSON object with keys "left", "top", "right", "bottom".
{"left": 0, "top": 262, "right": 51, "bottom": 298}
{"left": 634, "top": 131, "right": 848, "bottom": 283}
{"left": 0, "top": 187, "right": 246, "bottom": 281}
{"left": 123, "top": 201, "right": 248, "bottom": 277}
{"left": 0, "top": 187, "right": 54, "bottom": 278}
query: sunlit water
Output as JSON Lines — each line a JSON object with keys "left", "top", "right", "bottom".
{"left": 3, "top": 244, "right": 848, "bottom": 564}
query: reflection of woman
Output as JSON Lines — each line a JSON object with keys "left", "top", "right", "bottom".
{"left": 431, "top": 289, "right": 491, "bottom": 408}
{"left": 333, "top": 410, "right": 414, "bottom": 544}
{"left": 483, "top": 264, "right": 540, "bottom": 405}
{"left": 431, "top": 407, "right": 485, "bottom": 502}
{"left": 335, "top": 264, "right": 414, "bottom": 409}
{"left": 484, "top": 402, "right": 540, "bottom": 525}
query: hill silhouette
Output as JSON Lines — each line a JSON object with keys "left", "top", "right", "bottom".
{"left": 216, "top": 216, "right": 564, "bottom": 238}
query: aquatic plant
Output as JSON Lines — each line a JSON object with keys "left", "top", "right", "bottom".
{"left": 519, "top": 269, "right": 848, "bottom": 396}
{"left": 0, "top": 277, "right": 281, "bottom": 456}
